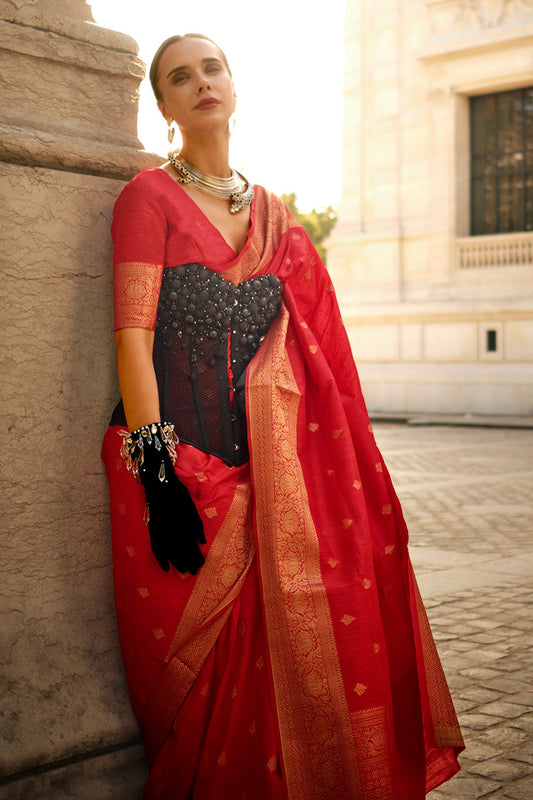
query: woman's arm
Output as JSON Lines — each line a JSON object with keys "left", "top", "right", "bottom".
{"left": 115, "top": 328, "right": 160, "bottom": 431}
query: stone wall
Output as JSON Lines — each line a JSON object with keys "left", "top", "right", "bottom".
{"left": 0, "top": 2, "right": 160, "bottom": 795}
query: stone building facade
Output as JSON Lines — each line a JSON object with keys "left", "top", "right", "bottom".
{"left": 327, "top": 0, "right": 533, "bottom": 415}
{"left": 1, "top": 1, "right": 157, "bottom": 795}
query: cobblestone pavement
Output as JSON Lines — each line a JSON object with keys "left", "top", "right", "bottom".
{"left": 373, "top": 423, "right": 533, "bottom": 800}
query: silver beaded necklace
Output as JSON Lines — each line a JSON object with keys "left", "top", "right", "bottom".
{"left": 168, "top": 150, "right": 254, "bottom": 214}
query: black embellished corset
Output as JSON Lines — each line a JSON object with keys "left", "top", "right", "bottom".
{"left": 153, "top": 263, "right": 283, "bottom": 466}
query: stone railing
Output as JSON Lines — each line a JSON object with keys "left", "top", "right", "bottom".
{"left": 456, "top": 232, "right": 533, "bottom": 269}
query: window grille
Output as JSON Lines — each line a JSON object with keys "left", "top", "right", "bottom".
{"left": 470, "top": 88, "right": 533, "bottom": 236}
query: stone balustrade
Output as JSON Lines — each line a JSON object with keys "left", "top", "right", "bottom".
{"left": 456, "top": 232, "right": 533, "bottom": 270}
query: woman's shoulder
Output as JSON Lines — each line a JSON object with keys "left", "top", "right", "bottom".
{"left": 252, "top": 185, "right": 303, "bottom": 240}
{"left": 253, "top": 185, "right": 298, "bottom": 223}
{"left": 253, "top": 184, "right": 284, "bottom": 207}
{"left": 117, "top": 167, "right": 172, "bottom": 201}
{"left": 112, "top": 168, "right": 182, "bottom": 226}
{"left": 111, "top": 168, "right": 176, "bottom": 241}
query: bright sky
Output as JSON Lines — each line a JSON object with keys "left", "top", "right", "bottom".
{"left": 89, "top": 0, "right": 345, "bottom": 211}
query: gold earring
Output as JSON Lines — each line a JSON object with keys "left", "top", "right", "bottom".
{"left": 167, "top": 120, "right": 175, "bottom": 144}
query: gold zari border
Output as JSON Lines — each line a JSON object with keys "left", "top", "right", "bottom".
{"left": 142, "top": 482, "right": 255, "bottom": 762}
{"left": 413, "top": 576, "right": 463, "bottom": 748}
{"left": 247, "top": 305, "right": 362, "bottom": 800}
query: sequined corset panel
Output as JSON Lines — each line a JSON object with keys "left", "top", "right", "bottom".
{"left": 153, "top": 263, "right": 283, "bottom": 466}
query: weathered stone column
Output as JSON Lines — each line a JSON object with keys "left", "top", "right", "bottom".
{"left": 0, "top": 1, "right": 160, "bottom": 796}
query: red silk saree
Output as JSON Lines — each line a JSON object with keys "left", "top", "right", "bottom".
{"left": 102, "top": 169, "right": 463, "bottom": 799}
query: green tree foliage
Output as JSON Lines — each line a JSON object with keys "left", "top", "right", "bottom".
{"left": 281, "top": 193, "right": 337, "bottom": 264}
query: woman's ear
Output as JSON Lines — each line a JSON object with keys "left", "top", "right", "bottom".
{"left": 157, "top": 100, "right": 170, "bottom": 123}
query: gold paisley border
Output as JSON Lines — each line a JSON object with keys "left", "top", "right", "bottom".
{"left": 247, "top": 305, "right": 362, "bottom": 800}
{"left": 220, "top": 188, "right": 300, "bottom": 286}
{"left": 142, "top": 481, "right": 255, "bottom": 763}
{"left": 411, "top": 573, "right": 464, "bottom": 748}
{"left": 113, "top": 260, "right": 164, "bottom": 330}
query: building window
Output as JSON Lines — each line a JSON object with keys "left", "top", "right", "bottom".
{"left": 486, "top": 329, "right": 497, "bottom": 352}
{"left": 470, "top": 88, "right": 533, "bottom": 236}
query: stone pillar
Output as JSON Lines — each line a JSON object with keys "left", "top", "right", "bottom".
{"left": 0, "top": 2, "right": 160, "bottom": 796}
{"left": 327, "top": 0, "right": 404, "bottom": 303}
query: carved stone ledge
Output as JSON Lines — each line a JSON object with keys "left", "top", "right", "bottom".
{"left": 418, "top": 22, "right": 533, "bottom": 60}
{"left": 0, "top": 122, "right": 163, "bottom": 179}
{"left": 0, "top": 10, "right": 160, "bottom": 177}
{"left": 425, "top": 0, "right": 533, "bottom": 33}
{"left": 0, "top": 0, "right": 137, "bottom": 51}
{"left": 0, "top": 18, "right": 143, "bottom": 74}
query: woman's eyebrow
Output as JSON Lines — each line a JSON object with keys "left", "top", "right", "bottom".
{"left": 166, "top": 58, "right": 221, "bottom": 80}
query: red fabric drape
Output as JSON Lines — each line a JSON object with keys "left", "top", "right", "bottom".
{"left": 102, "top": 170, "right": 463, "bottom": 799}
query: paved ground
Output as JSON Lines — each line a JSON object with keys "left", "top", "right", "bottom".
{"left": 372, "top": 422, "right": 533, "bottom": 800}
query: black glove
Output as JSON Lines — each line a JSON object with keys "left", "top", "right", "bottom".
{"left": 122, "top": 423, "right": 206, "bottom": 574}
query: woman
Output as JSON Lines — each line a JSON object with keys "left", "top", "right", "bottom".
{"left": 102, "top": 33, "right": 464, "bottom": 800}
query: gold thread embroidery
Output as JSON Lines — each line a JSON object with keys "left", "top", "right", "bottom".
{"left": 247, "top": 306, "right": 362, "bottom": 799}
{"left": 267, "top": 755, "right": 278, "bottom": 773}
{"left": 142, "top": 484, "right": 255, "bottom": 760}
{"left": 166, "top": 484, "right": 254, "bottom": 664}
{"left": 412, "top": 575, "right": 464, "bottom": 747}
{"left": 220, "top": 188, "right": 300, "bottom": 286}
{"left": 113, "top": 261, "right": 163, "bottom": 330}
{"left": 350, "top": 707, "right": 395, "bottom": 799}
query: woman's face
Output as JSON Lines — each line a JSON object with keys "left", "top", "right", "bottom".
{"left": 156, "top": 38, "right": 236, "bottom": 135}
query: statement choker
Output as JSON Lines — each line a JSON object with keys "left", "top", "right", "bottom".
{"left": 168, "top": 151, "right": 254, "bottom": 214}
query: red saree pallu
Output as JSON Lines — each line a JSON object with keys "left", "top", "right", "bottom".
{"left": 103, "top": 173, "right": 464, "bottom": 799}
{"left": 102, "top": 433, "right": 286, "bottom": 799}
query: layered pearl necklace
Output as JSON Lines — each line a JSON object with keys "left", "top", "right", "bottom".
{"left": 168, "top": 150, "right": 254, "bottom": 214}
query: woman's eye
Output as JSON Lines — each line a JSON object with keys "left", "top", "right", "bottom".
{"left": 206, "top": 65, "right": 221, "bottom": 74}
{"left": 173, "top": 73, "right": 187, "bottom": 84}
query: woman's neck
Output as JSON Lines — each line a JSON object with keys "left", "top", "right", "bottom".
{"left": 180, "top": 129, "right": 231, "bottom": 178}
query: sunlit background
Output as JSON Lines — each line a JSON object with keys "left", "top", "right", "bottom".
{"left": 89, "top": 0, "right": 345, "bottom": 211}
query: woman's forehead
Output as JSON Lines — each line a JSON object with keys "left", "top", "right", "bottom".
{"left": 160, "top": 38, "right": 223, "bottom": 71}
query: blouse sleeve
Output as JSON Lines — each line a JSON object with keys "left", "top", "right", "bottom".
{"left": 111, "top": 174, "right": 167, "bottom": 331}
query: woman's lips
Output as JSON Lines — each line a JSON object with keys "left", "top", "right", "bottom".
{"left": 194, "top": 98, "right": 220, "bottom": 109}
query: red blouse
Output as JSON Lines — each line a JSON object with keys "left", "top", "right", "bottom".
{"left": 111, "top": 168, "right": 262, "bottom": 331}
